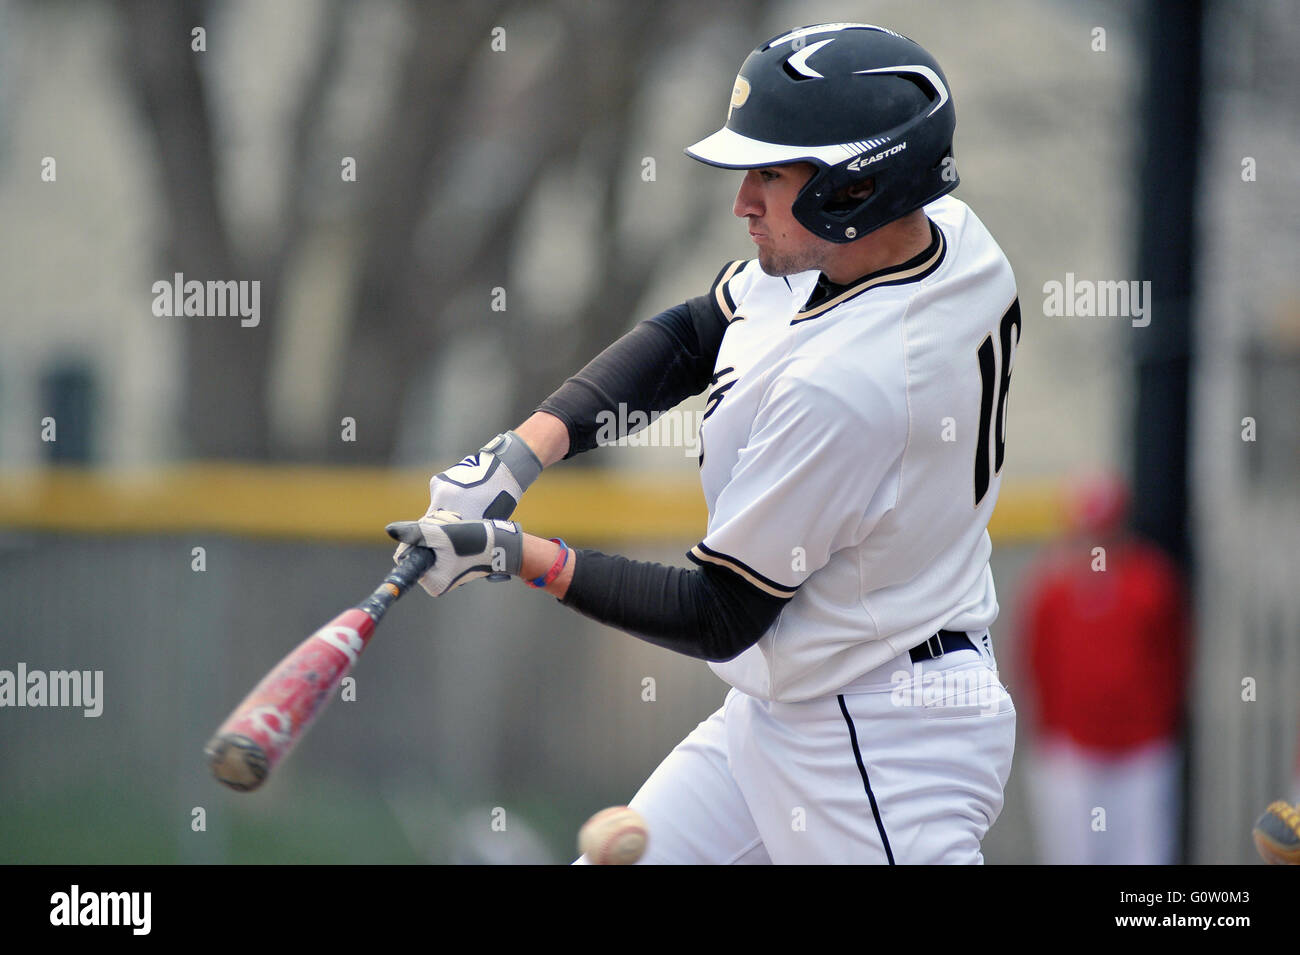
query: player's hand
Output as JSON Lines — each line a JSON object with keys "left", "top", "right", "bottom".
{"left": 386, "top": 512, "right": 523, "bottom": 597}
{"left": 392, "top": 430, "right": 541, "bottom": 567}
{"left": 428, "top": 430, "right": 543, "bottom": 521}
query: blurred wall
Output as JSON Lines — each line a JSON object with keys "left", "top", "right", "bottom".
{"left": 1190, "top": 0, "right": 1300, "bottom": 864}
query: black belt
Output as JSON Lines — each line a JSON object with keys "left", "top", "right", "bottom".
{"left": 909, "top": 630, "right": 977, "bottom": 663}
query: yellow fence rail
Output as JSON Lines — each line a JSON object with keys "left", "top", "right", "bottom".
{"left": 0, "top": 467, "right": 1064, "bottom": 544}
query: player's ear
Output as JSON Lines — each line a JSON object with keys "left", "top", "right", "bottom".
{"left": 846, "top": 177, "right": 875, "bottom": 200}
{"left": 826, "top": 177, "right": 874, "bottom": 214}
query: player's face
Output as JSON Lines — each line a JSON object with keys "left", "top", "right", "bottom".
{"left": 733, "top": 162, "right": 825, "bottom": 276}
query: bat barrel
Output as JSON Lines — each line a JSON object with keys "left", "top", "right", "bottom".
{"left": 205, "top": 607, "right": 378, "bottom": 791}
{"left": 205, "top": 733, "right": 270, "bottom": 791}
{"left": 205, "top": 548, "right": 433, "bottom": 792}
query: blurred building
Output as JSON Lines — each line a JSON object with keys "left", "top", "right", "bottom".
{"left": 1190, "top": 0, "right": 1300, "bottom": 866}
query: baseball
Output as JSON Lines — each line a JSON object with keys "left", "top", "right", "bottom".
{"left": 1252, "top": 801, "right": 1300, "bottom": 865}
{"left": 578, "top": 806, "right": 648, "bottom": 865}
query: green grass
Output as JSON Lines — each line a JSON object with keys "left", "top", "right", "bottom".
{"left": 0, "top": 777, "right": 594, "bottom": 864}
{"left": 0, "top": 779, "right": 417, "bottom": 864}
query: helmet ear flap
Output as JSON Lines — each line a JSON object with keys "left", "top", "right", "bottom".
{"left": 932, "top": 146, "right": 959, "bottom": 187}
{"left": 792, "top": 166, "right": 884, "bottom": 242}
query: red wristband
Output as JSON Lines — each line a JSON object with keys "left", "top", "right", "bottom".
{"left": 527, "top": 538, "right": 569, "bottom": 588}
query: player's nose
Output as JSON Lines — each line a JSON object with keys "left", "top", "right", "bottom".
{"left": 733, "top": 170, "right": 764, "bottom": 219}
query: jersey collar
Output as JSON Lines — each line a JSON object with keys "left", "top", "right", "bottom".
{"left": 792, "top": 218, "right": 946, "bottom": 325}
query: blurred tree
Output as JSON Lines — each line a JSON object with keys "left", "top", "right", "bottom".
{"left": 115, "top": 0, "right": 767, "bottom": 462}
{"left": 490, "top": 0, "right": 753, "bottom": 436}
{"left": 117, "top": 0, "right": 268, "bottom": 458}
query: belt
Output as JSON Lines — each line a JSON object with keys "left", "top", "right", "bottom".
{"left": 909, "top": 629, "right": 977, "bottom": 663}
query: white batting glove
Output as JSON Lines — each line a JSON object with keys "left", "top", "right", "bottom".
{"left": 393, "top": 430, "right": 541, "bottom": 567}
{"left": 429, "top": 431, "right": 542, "bottom": 521}
{"left": 386, "top": 513, "right": 524, "bottom": 598}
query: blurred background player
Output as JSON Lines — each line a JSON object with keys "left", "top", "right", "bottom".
{"left": 1018, "top": 474, "right": 1190, "bottom": 864}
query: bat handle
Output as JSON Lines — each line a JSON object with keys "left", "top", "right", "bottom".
{"left": 358, "top": 546, "right": 436, "bottom": 621}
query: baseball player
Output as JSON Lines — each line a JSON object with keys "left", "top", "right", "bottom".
{"left": 388, "top": 22, "right": 1021, "bottom": 864}
{"left": 1020, "top": 475, "right": 1189, "bottom": 864}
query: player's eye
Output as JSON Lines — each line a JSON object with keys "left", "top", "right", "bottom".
{"left": 759, "top": 169, "right": 779, "bottom": 182}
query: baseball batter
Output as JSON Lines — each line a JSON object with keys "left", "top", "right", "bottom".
{"left": 388, "top": 22, "right": 1020, "bottom": 864}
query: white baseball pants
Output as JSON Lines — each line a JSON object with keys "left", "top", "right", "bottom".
{"left": 616, "top": 638, "right": 1016, "bottom": 864}
{"left": 1028, "top": 736, "right": 1180, "bottom": 865}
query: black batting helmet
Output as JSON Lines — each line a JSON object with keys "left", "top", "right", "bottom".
{"left": 686, "top": 22, "right": 958, "bottom": 242}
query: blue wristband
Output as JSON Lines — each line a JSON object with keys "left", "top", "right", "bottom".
{"left": 527, "top": 538, "right": 569, "bottom": 588}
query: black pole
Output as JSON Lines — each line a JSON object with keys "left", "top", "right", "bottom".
{"left": 1132, "top": 0, "right": 1201, "bottom": 566}
{"left": 1132, "top": 0, "right": 1203, "bottom": 866}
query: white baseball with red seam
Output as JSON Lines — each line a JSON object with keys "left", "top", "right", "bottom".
{"left": 578, "top": 806, "right": 648, "bottom": 865}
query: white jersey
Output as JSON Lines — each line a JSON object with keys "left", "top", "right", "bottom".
{"left": 687, "top": 195, "right": 1021, "bottom": 702}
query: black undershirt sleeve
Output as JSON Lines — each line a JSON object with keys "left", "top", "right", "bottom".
{"left": 534, "top": 293, "right": 728, "bottom": 459}
{"left": 560, "top": 549, "right": 791, "bottom": 662}
{"left": 537, "top": 264, "right": 762, "bottom": 654}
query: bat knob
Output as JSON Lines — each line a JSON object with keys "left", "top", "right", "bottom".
{"left": 205, "top": 733, "right": 270, "bottom": 792}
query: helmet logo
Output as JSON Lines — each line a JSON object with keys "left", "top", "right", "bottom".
{"left": 854, "top": 64, "right": 950, "bottom": 117}
{"left": 847, "top": 141, "right": 906, "bottom": 172}
{"left": 728, "top": 75, "right": 751, "bottom": 119}
{"left": 786, "top": 38, "right": 834, "bottom": 78}
{"left": 767, "top": 23, "right": 904, "bottom": 48}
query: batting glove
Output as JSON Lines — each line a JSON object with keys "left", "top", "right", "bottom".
{"left": 393, "top": 430, "right": 541, "bottom": 568}
{"left": 428, "top": 431, "right": 542, "bottom": 521}
{"left": 386, "top": 512, "right": 523, "bottom": 598}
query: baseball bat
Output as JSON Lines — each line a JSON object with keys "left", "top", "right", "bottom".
{"left": 204, "top": 546, "right": 436, "bottom": 792}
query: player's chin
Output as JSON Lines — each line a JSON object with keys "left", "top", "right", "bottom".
{"left": 756, "top": 249, "right": 796, "bottom": 277}
{"left": 756, "top": 247, "right": 815, "bottom": 278}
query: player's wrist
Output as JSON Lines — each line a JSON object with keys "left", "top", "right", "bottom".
{"left": 486, "top": 430, "right": 544, "bottom": 490}
{"left": 520, "top": 533, "right": 576, "bottom": 598}
{"left": 526, "top": 538, "right": 569, "bottom": 588}
{"left": 512, "top": 412, "right": 570, "bottom": 468}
